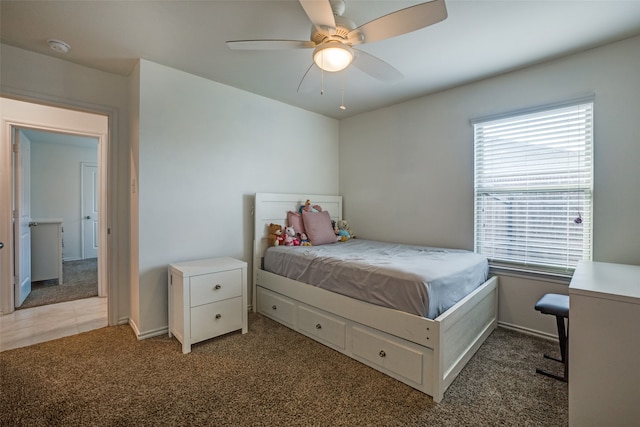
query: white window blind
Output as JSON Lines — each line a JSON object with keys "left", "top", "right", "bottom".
{"left": 474, "top": 101, "right": 593, "bottom": 274}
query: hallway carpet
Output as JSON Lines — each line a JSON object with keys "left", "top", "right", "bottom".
{"left": 19, "top": 258, "right": 98, "bottom": 309}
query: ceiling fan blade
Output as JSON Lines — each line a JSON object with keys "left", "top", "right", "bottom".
{"left": 352, "top": 49, "right": 403, "bottom": 83}
{"left": 299, "top": 0, "right": 336, "bottom": 33}
{"left": 297, "top": 63, "right": 322, "bottom": 93}
{"left": 348, "top": 0, "right": 447, "bottom": 45}
{"left": 226, "top": 40, "right": 315, "bottom": 50}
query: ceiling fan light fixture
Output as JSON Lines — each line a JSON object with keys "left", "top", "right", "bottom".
{"left": 313, "top": 42, "right": 353, "bottom": 72}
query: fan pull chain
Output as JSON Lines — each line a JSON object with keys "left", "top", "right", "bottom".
{"left": 339, "top": 72, "right": 346, "bottom": 110}
{"left": 320, "top": 57, "right": 325, "bottom": 95}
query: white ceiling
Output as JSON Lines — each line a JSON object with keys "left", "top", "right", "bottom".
{"left": 2, "top": 0, "right": 640, "bottom": 119}
{"left": 20, "top": 129, "right": 98, "bottom": 148}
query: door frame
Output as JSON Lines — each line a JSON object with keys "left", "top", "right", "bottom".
{"left": 1, "top": 98, "right": 110, "bottom": 317}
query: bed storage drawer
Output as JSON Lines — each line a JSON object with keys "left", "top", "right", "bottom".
{"left": 298, "top": 305, "right": 346, "bottom": 350}
{"left": 190, "top": 269, "right": 242, "bottom": 307}
{"left": 257, "top": 287, "right": 295, "bottom": 326}
{"left": 190, "top": 297, "right": 243, "bottom": 343}
{"left": 352, "top": 326, "right": 424, "bottom": 385}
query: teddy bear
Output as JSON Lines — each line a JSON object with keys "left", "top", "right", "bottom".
{"left": 338, "top": 219, "right": 356, "bottom": 240}
{"left": 283, "top": 226, "right": 300, "bottom": 246}
{"left": 268, "top": 223, "right": 283, "bottom": 247}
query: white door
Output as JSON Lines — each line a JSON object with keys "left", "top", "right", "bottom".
{"left": 81, "top": 163, "right": 98, "bottom": 259}
{"left": 13, "top": 129, "right": 31, "bottom": 307}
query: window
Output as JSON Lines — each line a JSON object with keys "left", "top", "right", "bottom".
{"left": 473, "top": 100, "right": 593, "bottom": 275}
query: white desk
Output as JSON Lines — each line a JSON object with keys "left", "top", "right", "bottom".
{"left": 569, "top": 261, "right": 640, "bottom": 426}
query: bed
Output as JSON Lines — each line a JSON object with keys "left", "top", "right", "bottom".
{"left": 252, "top": 193, "right": 498, "bottom": 403}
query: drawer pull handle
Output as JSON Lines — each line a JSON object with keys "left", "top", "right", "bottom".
{"left": 379, "top": 350, "right": 386, "bottom": 358}
{"left": 315, "top": 323, "right": 322, "bottom": 329}
{"left": 214, "top": 284, "right": 222, "bottom": 290}
{"left": 215, "top": 314, "right": 221, "bottom": 319}
{"left": 272, "top": 305, "right": 277, "bottom": 310}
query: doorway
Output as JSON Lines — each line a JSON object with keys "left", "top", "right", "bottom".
{"left": 17, "top": 129, "right": 100, "bottom": 310}
{"left": 0, "top": 98, "right": 110, "bottom": 323}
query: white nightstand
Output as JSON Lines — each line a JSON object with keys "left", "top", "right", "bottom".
{"left": 168, "top": 257, "right": 248, "bottom": 353}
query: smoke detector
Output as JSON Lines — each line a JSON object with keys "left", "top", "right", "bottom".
{"left": 47, "top": 39, "right": 71, "bottom": 53}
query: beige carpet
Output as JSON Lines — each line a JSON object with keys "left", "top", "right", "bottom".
{"left": 0, "top": 313, "right": 568, "bottom": 426}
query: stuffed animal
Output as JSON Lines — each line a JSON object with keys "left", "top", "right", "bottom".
{"left": 332, "top": 220, "right": 341, "bottom": 241}
{"left": 338, "top": 219, "right": 356, "bottom": 240}
{"left": 268, "top": 223, "right": 283, "bottom": 247}
{"left": 298, "top": 232, "right": 312, "bottom": 246}
{"left": 299, "top": 199, "right": 322, "bottom": 213}
{"left": 283, "top": 226, "right": 300, "bottom": 246}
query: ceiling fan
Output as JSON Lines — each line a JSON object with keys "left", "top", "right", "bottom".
{"left": 226, "top": 0, "right": 447, "bottom": 91}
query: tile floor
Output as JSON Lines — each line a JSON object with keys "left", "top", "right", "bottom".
{"left": 0, "top": 296, "right": 108, "bottom": 352}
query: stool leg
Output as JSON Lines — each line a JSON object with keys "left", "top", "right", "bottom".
{"left": 564, "top": 319, "right": 569, "bottom": 381}
{"left": 556, "top": 315, "right": 567, "bottom": 364}
{"left": 536, "top": 315, "right": 568, "bottom": 382}
{"left": 541, "top": 316, "right": 566, "bottom": 364}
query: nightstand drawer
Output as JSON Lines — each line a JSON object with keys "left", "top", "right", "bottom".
{"left": 190, "top": 297, "right": 243, "bottom": 344}
{"left": 190, "top": 269, "right": 242, "bottom": 307}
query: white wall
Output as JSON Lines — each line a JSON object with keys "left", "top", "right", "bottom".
{"left": 130, "top": 60, "right": 339, "bottom": 337}
{"left": 1, "top": 43, "right": 130, "bottom": 324}
{"left": 6, "top": 34, "right": 638, "bottom": 338}
{"left": 339, "top": 35, "right": 640, "bottom": 337}
{"left": 30, "top": 139, "right": 98, "bottom": 260}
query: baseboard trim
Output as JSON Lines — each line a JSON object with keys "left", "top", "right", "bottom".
{"left": 135, "top": 325, "right": 168, "bottom": 340}
{"left": 128, "top": 318, "right": 141, "bottom": 338}
{"left": 497, "top": 321, "right": 558, "bottom": 342}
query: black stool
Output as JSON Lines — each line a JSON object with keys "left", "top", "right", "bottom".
{"left": 534, "top": 293, "right": 569, "bottom": 382}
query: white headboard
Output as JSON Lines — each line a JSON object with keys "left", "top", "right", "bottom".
{"left": 252, "top": 192, "right": 342, "bottom": 309}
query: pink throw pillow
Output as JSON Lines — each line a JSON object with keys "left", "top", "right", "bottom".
{"left": 287, "top": 211, "right": 305, "bottom": 235}
{"left": 302, "top": 210, "right": 337, "bottom": 245}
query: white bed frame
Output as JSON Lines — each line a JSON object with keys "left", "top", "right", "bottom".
{"left": 252, "top": 193, "right": 498, "bottom": 403}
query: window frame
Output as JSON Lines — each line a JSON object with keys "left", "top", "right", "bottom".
{"left": 472, "top": 97, "right": 594, "bottom": 276}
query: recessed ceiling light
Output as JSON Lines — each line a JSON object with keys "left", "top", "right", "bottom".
{"left": 47, "top": 39, "right": 71, "bottom": 54}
